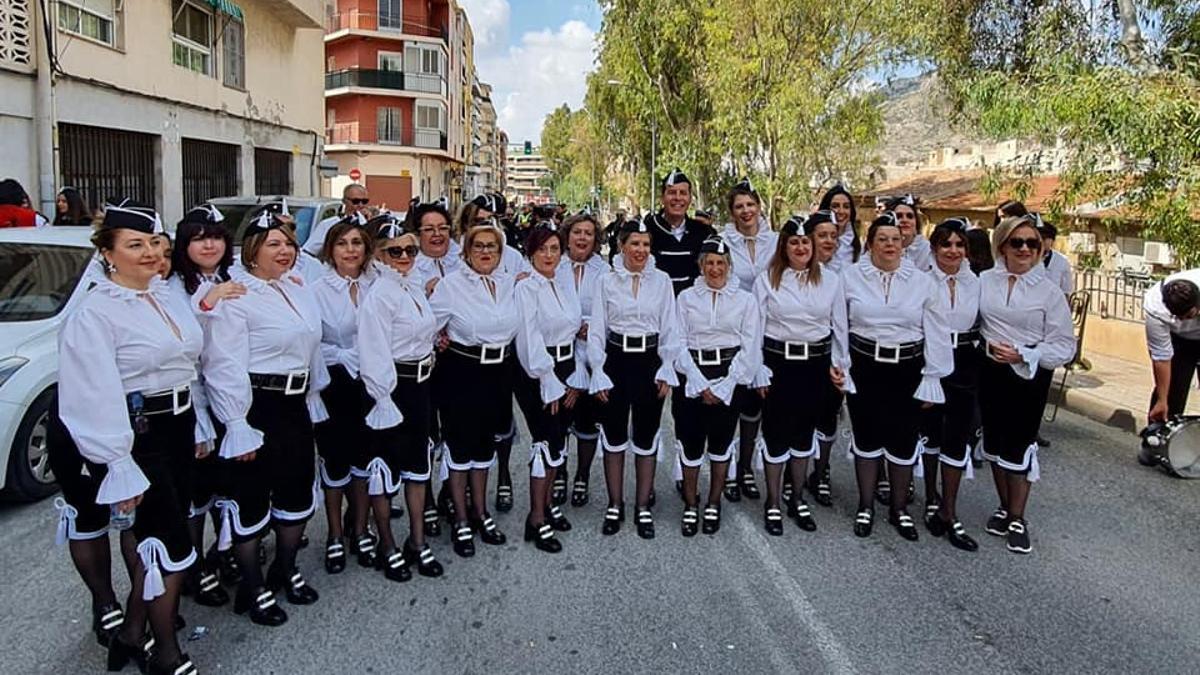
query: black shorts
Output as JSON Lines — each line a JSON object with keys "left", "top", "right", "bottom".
{"left": 367, "top": 372, "right": 433, "bottom": 492}
{"left": 845, "top": 350, "right": 924, "bottom": 465}
{"left": 671, "top": 369, "right": 739, "bottom": 466}
{"left": 315, "top": 365, "right": 373, "bottom": 489}
{"left": 48, "top": 405, "right": 110, "bottom": 541}
{"left": 978, "top": 358, "right": 1052, "bottom": 479}
{"left": 597, "top": 347, "right": 665, "bottom": 455}
{"left": 437, "top": 348, "right": 516, "bottom": 471}
{"left": 918, "top": 345, "right": 981, "bottom": 467}
{"left": 761, "top": 350, "right": 836, "bottom": 463}
{"left": 733, "top": 384, "right": 763, "bottom": 422}
{"left": 514, "top": 358, "right": 574, "bottom": 476}
{"left": 219, "top": 389, "right": 317, "bottom": 543}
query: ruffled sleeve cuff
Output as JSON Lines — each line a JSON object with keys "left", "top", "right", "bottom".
{"left": 95, "top": 455, "right": 150, "bottom": 505}
{"left": 843, "top": 370, "right": 857, "bottom": 395}
{"left": 307, "top": 390, "right": 329, "bottom": 424}
{"left": 589, "top": 369, "right": 614, "bottom": 395}
{"left": 365, "top": 397, "right": 403, "bottom": 430}
{"left": 1013, "top": 345, "right": 1041, "bottom": 380}
{"left": 751, "top": 364, "right": 773, "bottom": 388}
{"left": 654, "top": 363, "right": 680, "bottom": 387}
{"left": 711, "top": 377, "right": 736, "bottom": 405}
{"left": 566, "top": 366, "right": 590, "bottom": 390}
{"left": 684, "top": 375, "right": 709, "bottom": 399}
{"left": 539, "top": 374, "right": 567, "bottom": 405}
{"left": 218, "top": 418, "right": 264, "bottom": 459}
{"left": 193, "top": 406, "right": 217, "bottom": 445}
{"left": 913, "top": 375, "right": 945, "bottom": 404}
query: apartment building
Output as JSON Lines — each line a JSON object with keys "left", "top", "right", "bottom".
{"left": 505, "top": 144, "right": 551, "bottom": 205}
{"left": 0, "top": 0, "right": 326, "bottom": 223}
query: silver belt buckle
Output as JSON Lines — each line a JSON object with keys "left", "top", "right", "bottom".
{"left": 951, "top": 331, "right": 960, "bottom": 348}
{"left": 284, "top": 370, "right": 309, "bottom": 395}
{"left": 171, "top": 384, "right": 192, "bottom": 415}
{"left": 622, "top": 333, "right": 647, "bottom": 353}
{"left": 697, "top": 349, "right": 721, "bottom": 366}
{"left": 480, "top": 344, "right": 506, "bottom": 365}
{"left": 874, "top": 343, "right": 901, "bottom": 364}
{"left": 554, "top": 343, "right": 574, "bottom": 362}
{"left": 784, "top": 341, "right": 809, "bottom": 361}
{"left": 416, "top": 355, "right": 434, "bottom": 383}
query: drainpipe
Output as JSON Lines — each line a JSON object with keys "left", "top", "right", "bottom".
{"left": 34, "top": 0, "right": 57, "bottom": 215}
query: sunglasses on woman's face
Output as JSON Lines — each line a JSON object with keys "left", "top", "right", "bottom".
{"left": 1007, "top": 237, "right": 1041, "bottom": 250}
{"left": 385, "top": 245, "right": 419, "bottom": 259}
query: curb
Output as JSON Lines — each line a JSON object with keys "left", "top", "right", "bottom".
{"left": 1048, "top": 384, "right": 1140, "bottom": 434}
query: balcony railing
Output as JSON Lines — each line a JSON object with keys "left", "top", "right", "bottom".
{"left": 326, "top": 122, "right": 448, "bottom": 151}
{"left": 326, "top": 10, "right": 447, "bottom": 41}
{"left": 325, "top": 69, "right": 447, "bottom": 96}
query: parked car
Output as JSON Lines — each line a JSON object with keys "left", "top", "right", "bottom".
{"left": 0, "top": 226, "right": 97, "bottom": 500}
{"left": 205, "top": 195, "right": 343, "bottom": 249}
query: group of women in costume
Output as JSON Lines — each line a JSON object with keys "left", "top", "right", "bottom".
{"left": 49, "top": 177, "right": 1074, "bottom": 673}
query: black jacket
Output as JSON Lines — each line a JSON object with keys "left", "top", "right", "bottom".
{"left": 647, "top": 211, "right": 715, "bottom": 295}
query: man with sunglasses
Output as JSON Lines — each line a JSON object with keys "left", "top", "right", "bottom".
{"left": 304, "top": 183, "right": 370, "bottom": 256}
{"left": 1144, "top": 271, "right": 1200, "bottom": 424}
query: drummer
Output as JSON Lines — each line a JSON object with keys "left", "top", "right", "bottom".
{"left": 1144, "top": 269, "right": 1200, "bottom": 422}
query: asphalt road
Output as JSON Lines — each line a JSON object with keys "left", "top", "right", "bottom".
{"left": 2, "top": 408, "right": 1198, "bottom": 674}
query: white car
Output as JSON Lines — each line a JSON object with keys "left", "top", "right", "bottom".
{"left": 0, "top": 226, "right": 96, "bottom": 500}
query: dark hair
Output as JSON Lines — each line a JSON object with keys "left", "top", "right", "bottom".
{"left": 171, "top": 220, "right": 234, "bottom": 294}
{"left": 523, "top": 225, "right": 562, "bottom": 260}
{"left": 994, "top": 199, "right": 1028, "bottom": 228}
{"left": 866, "top": 214, "right": 901, "bottom": 245}
{"left": 819, "top": 185, "right": 861, "bottom": 262}
{"left": 1038, "top": 222, "right": 1059, "bottom": 240}
{"left": 965, "top": 229, "right": 995, "bottom": 274}
{"left": 886, "top": 197, "right": 922, "bottom": 234}
{"left": 726, "top": 183, "right": 761, "bottom": 215}
{"left": 929, "top": 219, "right": 969, "bottom": 250}
{"left": 55, "top": 187, "right": 90, "bottom": 225}
{"left": 320, "top": 220, "right": 373, "bottom": 275}
{"left": 1162, "top": 279, "right": 1200, "bottom": 319}
{"left": 562, "top": 213, "right": 602, "bottom": 258}
{"left": 457, "top": 201, "right": 490, "bottom": 238}
{"left": 241, "top": 225, "right": 298, "bottom": 269}
{"left": 407, "top": 202, "right": 452, "bottom": 234}
{"left": 0, "top": 178, "right": 29, "bottom": 206}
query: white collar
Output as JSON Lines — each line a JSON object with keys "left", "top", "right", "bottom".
{"left": 857, "top": 255, "right": 915, "bottom": 281}
{"left": 94, "top": 275, "right": 169, "bottom": 302}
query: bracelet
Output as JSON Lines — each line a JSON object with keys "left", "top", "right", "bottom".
{"left": 199, "top": 298, "right": 214, "bottom": 312}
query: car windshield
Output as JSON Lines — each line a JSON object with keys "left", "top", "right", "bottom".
{"left": 210, "top": 204, "right": 318, "bottom": 247}
{"left": 0, "top": 243, "right": 93, "bottom": 322}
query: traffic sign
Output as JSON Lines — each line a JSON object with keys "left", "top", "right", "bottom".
{"left": 349, "top": 168, "right": 362, "bottom": 181}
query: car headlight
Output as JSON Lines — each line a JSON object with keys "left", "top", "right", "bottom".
{"left": 0, "top": 356, "right": 29, "bottom": 388}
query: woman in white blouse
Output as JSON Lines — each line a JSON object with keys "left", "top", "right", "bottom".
{"left": 357, "top": 211, "right": 445, "bottom": 578}
{"left": 588, "top": 218, "right": 681, "bottom": 539}
{"left": 916, "top": 219, "right": 983, "bottom": 552}
{"left": 514, "top": 224, "right": 584, "bottom": 552}
{"left": 204, "top": 207, "right": 329, "bottom": 627}
{"left": 978, "top": 216, "right": 1075, "bottom": 554}
{"left": 429, "top": 223, "right": 519, "bottom": 557}
{"left": 54, "top": 203, "right": 202, "bottom": 674}
{"left": 672, "top": 238, "right": 761, "bottom": 536}
{"left": 891, "top": 194, "right": 933, "bottom": 273}
{"left": 843, "top": 213, "right": 952, "bottom": 541}
{"left": 718, "top": 178, "right": 775, "bottom": 504}
{"left": 311, "top": 214, "right": 380, "bottom": 576}
{"left": 817, "top": 184, "right": 862, "bottom": 273}
{"left": 754, "top": 215, "right": 848, "bottom": 536}
{"left": 556, "top": 213, "right": 610, "bottom": 508}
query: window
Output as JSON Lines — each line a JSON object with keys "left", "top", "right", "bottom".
{"left": 378, "top": 51, "right": 403, "bottom": 72}
{"left": 403, "top": 43, "right": 445, "bottom": 94}
{"left": 57, "top": 0, "right": 115, "bottom": 46}
{"left": 377, "top": 107, "right": 402, "bottom": 144}
{"left": 221, "top": 18, "right": 244, "bottom": 88}
{"left": 254, "top": 149, "right": 292, "bottom": 196}
{"left": 415, "top": 101, "right": 445, "bottom": 131}
{"left": 181, "top": 138, "right": 239, "bottom": 208}
{"left": 171, "top": 0, "right": 213, "bottom": 76}
{"left": 59, "top": 123, "right": 157, "bottom": 212}
{"left": 378, "top": 0, "right": 401, "bottom": 29}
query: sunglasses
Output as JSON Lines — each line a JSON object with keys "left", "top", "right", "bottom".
{"left": 1006, "top": 237, "right": 1042, "bottom": 250}
{"left": 384, "top": 245, "right": 419, "bottom": 259}
{"left": 348, "top": 198, "right": 370, "bottom": 206}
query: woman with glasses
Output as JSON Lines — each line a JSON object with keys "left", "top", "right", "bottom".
{"left": 414, "top": 198, "right": 461, "bottom": 286}
{"left": 429, "top": 223, "right": 520, "bottom": 557}
{"left": 843, "top": 213, "right": 952, "bottom": 541}
{"left": 357, "top": 211, "right": 445, "bottom": 578}
{"left": 718, "top": 178, "right": 775, "bottom": 504}
{"left": 204, "top": 204, "right": 329, "bottom": 627}
{"left": 978, "top": 216, "right": 1074, "bottom": 554}
{"left": 311, "top": 214, "right": 380, "bottom": 575}
{"left": 672, "top": 238, "right": 761, "bottom": 536}
{"left": 513, "top": 224, "right": 583, "bottom": 552}
{"left": 588, "top": 218, "right": 681, "bottom": 539}
{"left": 754, "top": 214, "right": 848, "bottom": 536}
{"left": 917, "top": 218, "right": 983, "bottom": 552}
{"left": 54, "top": 203, "right": 202, "bottom": 674}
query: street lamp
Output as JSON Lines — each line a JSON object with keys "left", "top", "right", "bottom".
{"left": 603, "top": 79, "right": 657, "bottom": 212}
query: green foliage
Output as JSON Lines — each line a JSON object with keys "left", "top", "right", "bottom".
{"left": 539, "top": 105, "right": 613, "bottom": 208}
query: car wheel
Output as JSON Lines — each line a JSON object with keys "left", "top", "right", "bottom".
{"left": 3, "top": 389, "right": 57, "bottom": 501}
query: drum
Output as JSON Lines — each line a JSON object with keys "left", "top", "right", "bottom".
{"left": 1139, "top": 416, "right": 1200, "bottom": 479}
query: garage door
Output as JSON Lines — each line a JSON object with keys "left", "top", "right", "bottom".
{"left": 365, "top": 175, "right": 413, "bottom": 212}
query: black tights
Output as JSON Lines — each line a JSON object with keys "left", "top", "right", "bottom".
{"left": 450, "top": 468, "right": 489, "bottom": 523}
{"left": 990, "top": 463, "right": 1032, "bottom": 519}
{"left": 680, "top": 460, "right": 728, "bottom": 508}
{"left": 496, "top": 435, "right": 514, "bottom": 489}
{"left": 403, "top": 481, "right": 428, "bottom": 548}
{"left": 573, "top": 438, "right": 598, "bottom": 482}
{"left": 116, "top": 531, "right": 183, "bottom": 668}
{"left": 67, "top": 535, "right": 117, "bottom": 611}
{"left": 736, "top": 418, "right": 760, "bottom": 478}
{"left": 855, "top": 457, "right": 914, "bottom": 515}
{"left": 603, "top": 453, "right": 656, "bottom": 509}
{"left": 233, "top": 521, "right": 306, "bottom": 595}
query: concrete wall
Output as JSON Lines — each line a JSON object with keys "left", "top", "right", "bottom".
{"left": 1082, "top": 315, "right": 1149, "bottom": 365}
{"left": 326, "top": 149, "right": 451, "bottom": 205}
{"left": 0, "top": 69, "right": 36, "bottom": 198}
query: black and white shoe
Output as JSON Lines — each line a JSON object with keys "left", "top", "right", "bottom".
{"left": 472, "top": 514, "right": 507, "bottom": 545}
{"left": 193, "top": 570, "right": 229, "bottom": 607}
{"left": 233, "top": 586, "right": 287, "bottom": 627}
{"left": 452, "top": 523, "right": 475, "bottom": 558}
{"left": 147, "top": 652, "right": 198, "bottom": 675}
{"left": 381, "top": 550, "right": 413, "bottom": 582}
{"left": 853, "top": 508, "right": 874, "bottom": 538}
{"left": 808, "top": 466, "right": 833, "bottom": 507}
{"left": 635, "top": 509, "right": 655, "bottom": 539}
{"left": 739, "top": 472, "right": 761, "bottom": 500}
{"left": 601, "top": 504, "right": 624, "bottom": 536}
{"left": 92, "top": 602, "right": 124, "bottom": 647}
{"left": 551, "top": 475, "right": 568, "bottom": 506}
{"left": 524, "top": 518, "right": 562, "bottom": 553}
{"left": 354, "top": 533, "right": 378, "bottom": 568}
{"left": 874, "top": 478, "right": 892, "bottom": 505}
{"left": 1006, "top": 518, "right": 1032, "bottom": 554}
{"left": 985, "top": 508, "right": 1011, "bottom": 536}
{"left": 267, "top": 566, "right": 319, "bottom": 605}
{"left": 495, "top": 483, "right": 514, "bottom": 513}
{"left": 545, "top": 505, "right": 572, "bottom": 532}
{"left": 889, "top": 510, "right": 920, "bottom": 542}
{"left": 681, "top": 507, "right": 700, "bottom": 537}
{"left": 423, "top": 507, "right": 441, "bottom": 538}
{"left": 701, "top": 505, "right": 721, "bottom": 535}
{"left": 791, "top": 500, "right": 817, "bottom": 532}
{"left": 571, "top": 478, "right": 590, "bottom": 507}
{"left": 324, "top": 538, "right": 346, "bottom": 575}
{"left": 763, "top": 506, "right": 784, "bottom": 536}
{"left": 781, "top": 475, "right": 794, "bottom": 505}
{"left": 723, "top": 481, "right": 741, "bottom": 503}
{"left": 924, "top": 496, "right": 941, "bottom": 524}
{"left": 404, "top": 538, "right": 444, "bottom": 577}
{"left": 947, "top": 520, "right": 979, "bottom": 552}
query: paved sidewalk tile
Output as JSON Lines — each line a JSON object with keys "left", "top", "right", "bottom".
{"left": 1048, "top": 352, "right": 1200, "bottom": 434}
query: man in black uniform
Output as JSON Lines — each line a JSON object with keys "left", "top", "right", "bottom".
{"left": 648, "top": 168, "right": 715, "bottom": 295}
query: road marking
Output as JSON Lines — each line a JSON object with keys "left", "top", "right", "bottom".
{"left": 732, "top": 511, "right": 857, "bottom": 675}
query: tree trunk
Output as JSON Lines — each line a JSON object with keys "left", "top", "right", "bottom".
{"left": 1115, "top": 0, "right": 1157, "bottom": 74}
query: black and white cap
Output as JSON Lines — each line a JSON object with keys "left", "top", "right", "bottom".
{"left": 180, "top": 204, "right": 225, "bottom": 226}
{"left": 804, "top": 209, "right": 838, "bottom": 234}
{"left": 619, "top": 217, "right": 649, "bottom": 235}
{"left": 699, "top": 237, "right": 728, "bottom": 255}
{"left": 662, "top": 168, "right": 691, "bottom": 191}
{"left": 733, "top": 176, "right": 755, "bottom": 193}
{"left": 368, "top": 212, "right": 406, "bottom": 241}
{"left": 100, "top": 200, "right": 164, "bottom": 235}
{"left": 243, "top": 199, "right": 290, "bottom": 240}
{"left": 939, "top": 216, "right": 971, "bottom": 232}
{"left": 470, "top": 193, "right": 499, "bottom": 214}
{"left": 781, "top": 214, "right": 807, "bottom": 236}
{"left": 340, "top": 211, "right": 368, "bottom": 228}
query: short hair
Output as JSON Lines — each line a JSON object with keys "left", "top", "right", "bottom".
{"left": 319, "top": 220, "right": 373, "bottom": 274}
{"left": 460, "top": 225, "right": 503, "bottom": 265}
{"left": 523, "top": 225, "right": 561, "bottom": 259}
{"left": 1038, "top": 223, "right": 1059, "bottom": 240}
{"left": 866, "top": 214, "right": 901, "bottom": 245}
{"left": 994, "top": 199, "right": 1028, "bottom": 228}
{"left": 1162, "top": 279, "right": 1200, "bottom": 319}
{"left": 241, "top": 225, "right": 299, "bottom": 269}
{"left": 342, "top": 183, "right": 366, "bottom": 197}
{"left": 992, "top": 216, "right": 1042, "bottom": 261}
{"left": 562, "top": 213, "right": 601, "bottom": 257}
{"left": 929, "top": 218, "right": 970, "bottom": 250}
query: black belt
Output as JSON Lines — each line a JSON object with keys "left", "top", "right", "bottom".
{"left": 447, "top": 341, "right": 512, "bottom": 364}
{"left": 547, "top": 343, "right": 574, "bottom": 362}
{"left": 763, "top": 336, "right": 832, "bottom": 360}
{"left": 688, "top": 346, "right": 739, "bottom": 366}
{"left": 396, "top": 354, "right": 435, "bottom": 382}
{"left": 249, "top": 371, "right": 310, "bottom": 394}
{"left": 607, "top": 331, "right": 659, "bottom": 353}
{"left": 126, "top": 385, "right": 191, "bottom": 417}
{"left": 951, "top": 329, "right": 981, "bottom": 348}
{"left": 849, "top": 334, "right": 924, "bottom": 363}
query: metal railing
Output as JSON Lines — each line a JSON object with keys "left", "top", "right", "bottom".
{"left": 1073, "top": 269, "right": 1156, "bottom": 324}
{"left": 325, "top": 11, "right": 447, "bottom": 41}
{"left": 325, "top": 69, "right": 446, "bottom": 96}
{"left": 325, "top": 123, "right": 447, "bottom": 151}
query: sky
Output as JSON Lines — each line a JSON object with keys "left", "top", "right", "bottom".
{"left": 458, "top": 0, "right": 602, "bottom": 147}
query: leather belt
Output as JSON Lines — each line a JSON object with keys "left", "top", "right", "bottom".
{"left": 763, "top": 336, "right": 832, "bottom": 361}
{"left": 447, "top": 341, "right": 512, "bottom": 365}
{"left": 127, "top": 384, "right": 191, "bottom": 417}
{"left": 688, "top": 346, "right": 739, "bottom": 366}
{"left": 249, "top": 371, "right": 310, "bottom": 395}
{"left": 547, "top": 343, "right": 574, "bottom": 363}
{"left": 849, "top": 334, "right": 924, "bottom": 363}
{"left": 396, "top": 354, "right": 435, "bottom": 382}
{"left": 951, "top": 329, "right": 981, "bottom": 348}
{"left": 607, "top": 331, "right": 659, "bottom": 353}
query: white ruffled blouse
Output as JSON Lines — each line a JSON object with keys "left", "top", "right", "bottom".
{"left": 673, "top": 278, "right": 761, "bottom": 404}
{"left": 585, "top": 263, "right": 682, "bottom": 393}
{"left": 515, "top": 271, "right": 584, "bottom": 404}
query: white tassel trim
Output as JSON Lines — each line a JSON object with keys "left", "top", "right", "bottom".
{"left": 530, "top": 441, "right": 550, "bottom": 479}
{"left": 136, "top": 538, "right": 196, "bottom": 601}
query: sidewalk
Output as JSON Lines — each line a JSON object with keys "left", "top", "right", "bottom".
{"left": 1047, "top": 351, "right": 1200, "bottom": 434}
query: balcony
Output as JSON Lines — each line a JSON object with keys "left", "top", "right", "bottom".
{"left": 326, "top": 122, "right": 448, "bottom": 152}
{"left": 325, "top": 69, "right": 447, "bottom": 97}
{"left": 326, "top": 10, "right": 447, "bottom": 42}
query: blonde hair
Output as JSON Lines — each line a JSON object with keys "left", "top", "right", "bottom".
{"left": 460, "top": 225, "right": 504, "bottom": 268}
{"left": 992, "top": 215, "right": 1041, "bottom": 262}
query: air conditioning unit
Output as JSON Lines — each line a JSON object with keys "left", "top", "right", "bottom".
{"left": 1068, "top": 232, "right": 1096, "bottom": 253}
{"left": 1143, "top": 241, "right": 1175, "bottom": 266}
